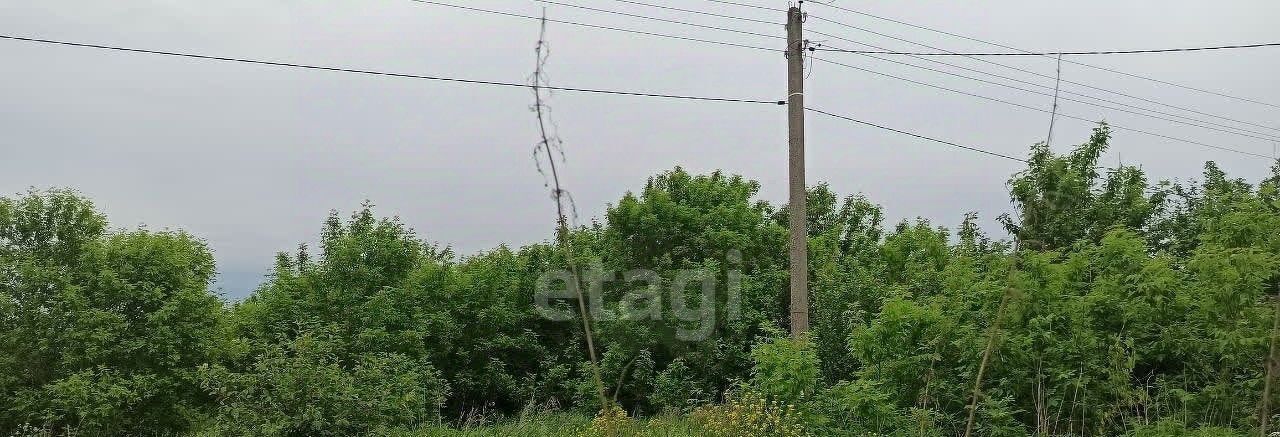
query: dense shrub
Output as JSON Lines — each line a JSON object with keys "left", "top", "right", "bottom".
{"left": 749, "top": 334, "right": 820, "bottom": 408}
{"left": 0, "top": 190, "right": 221, "bottom": 435}
{"left": 214, "top": 207, "right": 570, "bottom": 416}
{"left": 199, "top": 333, "right": 447, "bottom": 436}
{"left": 689, "top": 391, "right": 806, "bottom": 437}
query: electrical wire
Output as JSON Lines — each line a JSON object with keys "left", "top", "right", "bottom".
{"left": 0, "top": 39, "right": 1044, "bottom": 168}
{"left": 532, "top": 0, "right": 781, "bottom": 40}
{"left": 0, "top": 34, "right": 786, "bottom": 105}
{"left": 811, "top": 42, "right": 1280, "bottom": 56}
{"left": 810, "top": 56, "right": 1275, "bottom": 160}
{"left": 808, "top": 30, "right": 1280, "bottom": 138}
{"left": 699, "top": 0, "right": 783, "bottom": 12}
{"left": 7, "top": 9, "right": 1267, "bottom": 165}
{"left": 806, "top": 32, "right": 1280, "bottom": 142}
{"left": 806, "top": 107, "right": 1028, "bottom": 163}
{"left": 592, "top": 0, "right": 779, "bottom": 25}
{"left": 405, "top": 0, "right": 779, "bottom": 52}
{"left": 424, "top": 0, "right": 1280, "bottom": 146}
{"left": 805, "top": 14, "right": 1280, "bottom": 135}
{"left": 807, "top": 2, "right": 1280, "bottom": 109}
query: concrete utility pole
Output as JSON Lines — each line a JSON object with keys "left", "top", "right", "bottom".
{"left": 786, "top": 5, "right": 809, "bottom": 337}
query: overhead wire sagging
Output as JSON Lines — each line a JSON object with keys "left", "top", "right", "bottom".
{"left": 810, "top": 41, "right": 1280, "bottom": 56}
{"left": 805, "top": 34, "right": 1280, "bottom": 142}
{"left": 0, "top": 34, "right": 785, "bottom": 105}
{"left": 802, "top": 16, "right": 1280, "bottom": 134}
{"left": 406, "top": 0, "right": 780, "bottom": 52}
{"left": 584, "top": 0, "right": 780, "bottom": 25}
{"left": 805, "top": 107, "right": 1028, "bottom": 163}
{"left": 699, "top": 0, "right": 783, "bottom": 12}
{"left": 532, "top": 0, "right": 783, "bottom": 41}
{"left": 3, "top": 3, "right": 1274, "bottom": 166}
{"left": 806, "top": 1, "right": 1280, "bottom": 109}
{"left": 809, "top": 56, "right": 1276, "bottom": 160}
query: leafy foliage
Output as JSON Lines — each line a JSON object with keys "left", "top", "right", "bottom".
{"left": 0, "top": 190, "right": 222, "bottom": 434}
{"left": 3, "top": 129, "right": 1280, "bottom": 436}
{"left": 198, "top": 333, "right": 445, "bottom": 436}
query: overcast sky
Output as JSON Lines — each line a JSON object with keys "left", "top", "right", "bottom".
{"left": 3, "top": 1, "right": 1278, "bottom": 299}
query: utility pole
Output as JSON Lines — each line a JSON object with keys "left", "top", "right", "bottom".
{"left": 786, "top": 5, "right": 809, "bottom": 337}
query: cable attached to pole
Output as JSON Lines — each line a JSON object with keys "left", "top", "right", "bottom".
{"left": 810, "top": 41, "right": 1280, "bottom": 56}
{"left": 806, "top": 107, "right": 1029, "bottom": 163}
{"left": 0, "top": 34, "right": 785, "bottom": 106}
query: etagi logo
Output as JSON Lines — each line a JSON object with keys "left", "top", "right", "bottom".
{"left": 534, "top": 250, "right": 743, "bottom": 342}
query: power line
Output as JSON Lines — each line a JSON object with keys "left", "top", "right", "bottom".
{"left": 806, "top": 29, "right": 1280, "bottom": 140}
{"left": 805, "top": 14, "right": 1280, "bottom": 135}
{"left": 810, "top": 56, "right": 1275, "bottom": 160}
{"left": 405, "top": 0, "right": 779, "bottom": 52}
{"left": 523, "top": 0, "right": 1278, "bottom": 142}
{"left": 807, "top": 2, "right": 1280, "bottom": 110}
{"left": 811, "top": 42, "right": 1280, "bottom": 56}
{"left": 532, "top": 0, "right": 781, "bottom": 40}
{"left": 0, "top": 34, "right": 786, "bottom": 105}
{"left": 424, "top": 0, "right": 1280, "bottom": 147}
{"left": 805, "top": 32, "right": 1280, "bottom": 143}
{"left": 810, "top": 41, "right": 1280, "bottom": 142}
{"left": 591, "top": 0, "right": 779, "bottom": 25}
{"left": 806, "top": 107, "right": 1028, "bottom": 163}
{"left": 5, "top": 14, "right": 1265, "bottom": 165}
{"left": 699, "top": 0, "right": 783, "bottom": 12}
{"left": 694, "top": 0, "right": 1279, "bottom": 141}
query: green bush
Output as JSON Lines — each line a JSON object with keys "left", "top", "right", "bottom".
{"left": 651, "top": 358, "right": 709, "bottom": 413}
{"left": 749, "top": 334, "right": 820, "bottom": 408}
{"left": 0, "top": 190, "right": 221, "bottom": 435}
{"left": 816, "top": 379, "right": 910, "bottom": 436}
{"left": 199, "top": 332, "right": 447, "bottom": 436}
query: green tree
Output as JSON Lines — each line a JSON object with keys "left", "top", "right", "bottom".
{"left": 590, "top": 167, "right": 789, "bottom": 413}
{"left": 1002, "top": 124, "right": 1164, "bottom": 250}
{"left": 0, "top": 189, "right": 222, "bottom": 434}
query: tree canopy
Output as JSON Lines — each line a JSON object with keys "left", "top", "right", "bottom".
{"left": 3, "top": 131, "right": 1280, "bottom": 436}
